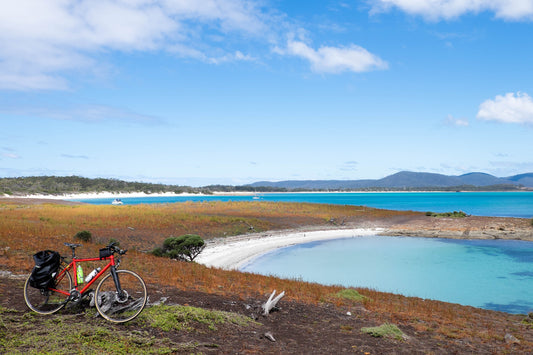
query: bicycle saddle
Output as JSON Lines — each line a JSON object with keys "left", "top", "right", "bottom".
{"left": 64, "top": 243, "right": 82, "bottom": 248}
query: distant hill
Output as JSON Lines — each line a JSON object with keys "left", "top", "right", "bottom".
{"left": 2, "top": 173, "right": 532, "bottom": 196}
{"left": 506, "top": 173, "right": 533, "bottom": 187}
{"left": 247, "top": 171, "right": 533, "bottom": 190}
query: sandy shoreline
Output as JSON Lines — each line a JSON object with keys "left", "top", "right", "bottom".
{"left": 195, "top": 228, "right": 384, "bottom": 270}
{"left": 0, "top": 191, "right": 257, "bottom": 200}
{"left": 6, "top": 189, "right": 523, "bottom": 200}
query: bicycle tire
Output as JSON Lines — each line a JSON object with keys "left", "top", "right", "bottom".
{"left": 24, "top": 265, "right": 72, "bottom": 315}
{"left": 94, "top": 269, "right": 147, "bottom": 323}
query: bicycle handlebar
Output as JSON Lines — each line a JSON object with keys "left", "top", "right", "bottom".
{"left": 106, "top": 242, "right": 127, "bottom": 256}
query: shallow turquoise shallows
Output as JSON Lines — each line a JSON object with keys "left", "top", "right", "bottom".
{"left": 240, "top": 236, "right": 533, "bottom": 314}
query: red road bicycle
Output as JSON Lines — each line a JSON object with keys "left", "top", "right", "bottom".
{"left": 24, "top": 242, "right": 147, "bottom": 323}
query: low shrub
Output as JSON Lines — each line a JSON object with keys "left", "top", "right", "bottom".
{"left": 426, "top": 211, "right": 468, "bottom": 218}
{"left": 151, "top": 234, "right": 205, "bottom": 262}
{"left": 74, "top": 230, "right": 92, "bottom": 242}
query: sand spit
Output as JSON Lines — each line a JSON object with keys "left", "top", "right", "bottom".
{"left": 195, "top": 228, "right": 384, "bottom": 270}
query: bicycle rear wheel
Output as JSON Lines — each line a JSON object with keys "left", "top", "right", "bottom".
{"left": 24, "top": 266, "right": 72, "bottom": 314}
{"left": 94, "top": 269, "right": 147, "bottom": 323}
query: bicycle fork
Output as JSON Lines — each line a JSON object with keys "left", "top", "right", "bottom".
{"left": 110, "top": 266, "right": 126, "bottom": 299}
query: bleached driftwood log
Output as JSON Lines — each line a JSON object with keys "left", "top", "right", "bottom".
{"left": 262, "top": 290, "right": 285, "bottom": 316}
{"left": 89, "top": 291, "right": 144, "bottom": 316}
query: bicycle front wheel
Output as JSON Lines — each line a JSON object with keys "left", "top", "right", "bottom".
{"left": 24, "top": 266, "right": 72, "bottom": 315}
{"left": 94, "top": 269, "right": 147, "bottom": 323}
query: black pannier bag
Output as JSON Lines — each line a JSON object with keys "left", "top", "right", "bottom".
{"left": 99, "top": 247, "right": 113, "bottom": 260}
{"left": 29, "top": 250, "right": 61, "bottom": 289}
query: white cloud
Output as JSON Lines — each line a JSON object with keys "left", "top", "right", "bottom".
{"left": 2, "top": 152, "right": 20, "bottom": 159}
{"left": 282, "top": 39, "right": 388, "bottom": 74}
{"left": 369, "top": 0, "right": 533, "bottom": 21}
{"left": 340, "top": 161, "right": 359, "bottom": 171}
{"left": 445, "top": 114, "right": 469, "bottom": 126}
{"left": 61, "top": 154, "right": 89, "bottom": 160}
{"left": 477, "top": 92, "right": 533, "bottom": 124}
{"left": 0, "top": 0, "right": 267, "bottom": 91}
{"left": 0, "top": 104, "right": 164, "bottom": 125}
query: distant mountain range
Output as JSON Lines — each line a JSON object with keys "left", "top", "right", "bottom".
{"left": 2, "top": 173, "right": 532, "bottom": 196}
{"left": 247, "top": 172, "right": 533, "bottom": 190}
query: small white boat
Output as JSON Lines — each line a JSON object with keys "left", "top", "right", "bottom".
{"left": 111, "top": 198, "right": 123, "bottom": 205}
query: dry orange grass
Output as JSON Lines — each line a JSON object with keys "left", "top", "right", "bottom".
{"left": 0, "top": 200, "right": 413, "bottom": 264}
{"left": 1, "top": 200, "right": 530, "bottom": 347}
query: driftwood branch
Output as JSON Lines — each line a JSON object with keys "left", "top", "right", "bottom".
{"left": 89, "top": 290, "right": 144, "bottom": 316}
{"left": 262, "top": 290, "right": 285, "bottom": 316}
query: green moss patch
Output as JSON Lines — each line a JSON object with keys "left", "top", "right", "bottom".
{"left": 361, "top": 323, "right": 406, "bottom": 341}
{"left": 138, "top": 304, "right": 258, "bottom": 332}
{"left": 332, "top": 288, "right": 368, "bottom": 302}
{"left": 0, "top": 304, "right": 258, "bottom": 354}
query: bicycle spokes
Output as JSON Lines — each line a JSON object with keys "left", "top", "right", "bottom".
{"left": 24, "top": 266, "right": 72, "bottom": 315}
{"left": 94, "top": 269, "right": 147, "bottom": 323}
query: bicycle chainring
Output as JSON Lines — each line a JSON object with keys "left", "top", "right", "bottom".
{"left": 69, "top": 289, "right": 81, "bottom": 302}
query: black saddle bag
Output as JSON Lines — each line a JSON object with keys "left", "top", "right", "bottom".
{"left": 99, "top": 247, "right": 113, "bottom": 259}
{"left": 28, "top": 250, "right": 61, "bottom": 289}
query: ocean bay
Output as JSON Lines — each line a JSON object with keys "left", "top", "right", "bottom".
{"left": 74, "top": 191, "right": 533, "bottom": 218}
{"left": 241, "top": 236, "right": 533, "bottom": 314}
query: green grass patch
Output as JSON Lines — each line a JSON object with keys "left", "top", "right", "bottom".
{"left": 332, "top": 288, "right": 367, "bottom": 302}
{"left": 361, "top": 323, "right": 406, "bottom": 340}
{"left": 522, "top": 313, "right": 533, "bottom": 329}
{"left": 0, "top": 308, "right": 199, "bottom": 354}
{"left": 138, "top": 304, "right": 258, "bottom": 332}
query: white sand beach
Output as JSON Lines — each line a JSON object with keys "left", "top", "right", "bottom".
{"left": 1, "top": 191, "right": 182, "bottom": 200}
{"left": 195, "top": 228, "right": 383, "bottom": 270}
{"left": 1, "top": 191, "right": 258, "bottom": 200}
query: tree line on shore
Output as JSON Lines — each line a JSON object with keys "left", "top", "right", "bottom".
{"left": 0, "top": 175, "right": 525, "bottom": 196}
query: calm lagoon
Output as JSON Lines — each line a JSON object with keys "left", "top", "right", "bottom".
{"left": 241, "top": 236, "right": 533, "bottom": 314}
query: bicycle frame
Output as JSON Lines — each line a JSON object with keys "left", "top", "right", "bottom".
{"left": 50, "top": 254, "right": 118, "bottom": 297}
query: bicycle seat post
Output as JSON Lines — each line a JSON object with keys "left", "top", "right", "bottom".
{"left": 64, "top": 242, "right": 82, "bottom": 259}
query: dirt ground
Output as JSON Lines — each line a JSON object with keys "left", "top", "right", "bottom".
{"left": 2, "top": 271, "right": 532, "bottom": 354}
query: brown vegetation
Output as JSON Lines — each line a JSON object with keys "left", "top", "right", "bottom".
{"left": 1, "top": 198, "right": 532, "bottom": 353}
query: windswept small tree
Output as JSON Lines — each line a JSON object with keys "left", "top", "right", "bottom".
{"left": 152, "top": 234, "right": 205, "bottom": 262}
{"left": 74, "top": 230, "right": 92, "bottom": 242}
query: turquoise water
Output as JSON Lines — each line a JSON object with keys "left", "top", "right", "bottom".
{"left": 74, "top": 191, "right": 533, "bottom": 217}
{"left": 241, "top": 236, "right": 533, "bottom": 314}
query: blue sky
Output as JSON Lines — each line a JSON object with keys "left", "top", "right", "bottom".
{"left": 1, "top": 0, "right": 532, "bottom": 186}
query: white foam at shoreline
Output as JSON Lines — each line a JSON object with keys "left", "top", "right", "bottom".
{"left": 195, "top": 228, "right": 383, "bottom": 270}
